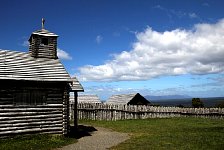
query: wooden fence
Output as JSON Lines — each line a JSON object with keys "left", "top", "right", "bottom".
{"left": 70, "top": 103, "right": 224, "bottom": 121}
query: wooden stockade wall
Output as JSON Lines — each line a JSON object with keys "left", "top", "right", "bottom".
{"left": 70, "top": 103, "right": 224, "bottom": 121}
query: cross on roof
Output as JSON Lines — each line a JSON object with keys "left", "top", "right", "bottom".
{"left": 42, "top": 18, "right": 45, "bottom": 29}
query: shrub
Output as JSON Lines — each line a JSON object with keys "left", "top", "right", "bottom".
{"left": 192, "top": 98, "right": 204, "bottom": 108}
{"left": 176, "top": 104, "right": 185, "bottom": 108}
{"left": 215, "top": 101, "right": 224, "bottom": 108}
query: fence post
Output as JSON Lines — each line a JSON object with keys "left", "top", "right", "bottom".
{"left": 73, "top": 92, "right": 78, "bottom": 129}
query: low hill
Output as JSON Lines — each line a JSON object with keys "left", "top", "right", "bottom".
{"left": 145, "top": 95, "right": 191, "bottom": 101}
{"left": 149, "top": 97, "right": 224, "bottom": 107}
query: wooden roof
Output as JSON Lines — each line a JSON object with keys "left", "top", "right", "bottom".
{"left": 70, "top": 95, "right": 101, "bottom": 103}
{"left": 69, "top": 77, "right": 84, "bottom": 92}
{"left": 106, "top": 93, "right": 150, "bottom": 105}
{"left": 0, "top": 49, "right": 72, "bottom": 82}
{"left": 31, "top": 29, "right": 58, "bottom": 37}
{"left": 106, "top": 93, "right": 137, "bottom": 104}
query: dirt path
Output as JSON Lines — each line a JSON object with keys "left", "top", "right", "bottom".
{"left": 57, "top": 126, "right": 129, "bottom": 150}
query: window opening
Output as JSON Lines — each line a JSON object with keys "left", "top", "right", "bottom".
{"left": 41, "top": 38, "right": 48, "bottom": 46}
{"left": 14, "top": 89, "right": 47, "bottom": 105}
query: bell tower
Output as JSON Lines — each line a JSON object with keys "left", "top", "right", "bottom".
{"left": 29, "top": 18, "right": 59, "bottom": 59}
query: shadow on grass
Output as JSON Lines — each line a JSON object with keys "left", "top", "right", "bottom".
{"left": 68, "top": 125, "right": 97, "bottom": 139}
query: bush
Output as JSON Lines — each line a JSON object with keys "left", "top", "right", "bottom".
{"left": 215, "top": 101, "right": 224, "bottom": 108}
{"left": 176, "top": 104, "right": 185, "bottom": 108}
{"left": 192, "top": 98, "right": 204, "bottom": 108}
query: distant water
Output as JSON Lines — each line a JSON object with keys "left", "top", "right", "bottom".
{"left": 150, "top": 97, "right": 224, "bottom": 107}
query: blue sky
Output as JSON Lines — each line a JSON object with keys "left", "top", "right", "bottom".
{"left": 1, "top": 0, "right": 224, "bottom": 100}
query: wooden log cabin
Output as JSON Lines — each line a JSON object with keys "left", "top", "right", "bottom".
{"left": 0, "top": 20, "right": 83, "bottom": 137}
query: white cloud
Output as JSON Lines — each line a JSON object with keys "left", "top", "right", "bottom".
{"left": 189, "top": 13, "right": 198, "bottom": 19}
{"left": 79, "top": 19, "right": 224, "bottom": 82}
{"left": 154, "top": 5, "right": 200, "bottom": 20}
{"left": 57, "top": 48, "right": 72, "bottom": 60}
{"left": 96, "top": 35, "right": 103, "bottom": 44}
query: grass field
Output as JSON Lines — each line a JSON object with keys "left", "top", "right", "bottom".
{"left": 0, "top": 134, "right": 77, "bottom": 150}
{"left": 0, "top": 117, "right": 223, "bottom": 150}
{"left": 80, "top": 117, "right": 224, "bottom": 150}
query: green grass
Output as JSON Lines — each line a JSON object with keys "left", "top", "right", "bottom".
{"left": 0, "top": 134, "right": 77, "bottom": 150}
{"left": 80, "top": 117, "right": 224, "bottom": 150}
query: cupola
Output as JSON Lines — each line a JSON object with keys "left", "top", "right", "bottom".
{"left": 29, "top": 18, "right": 58, "bottom": 59}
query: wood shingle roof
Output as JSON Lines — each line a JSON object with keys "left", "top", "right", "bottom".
{"left": 70, "top": 95, "right": 101, "bottom": 103}
{"left": 106, "top": 93, "right": 150, "bottom": 105}
{"left": 0, "top": 49, "right": 72, "bottom": 82}
{"left": 106, "top": 93, "right": 136, "bottom": 104}
{"left": 69, "top": 77, "right": 84, "bottom": 92}
{"left": 31, "top": 29, "right": 58, "bottom": 37}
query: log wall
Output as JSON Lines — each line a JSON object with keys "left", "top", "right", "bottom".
{"left": 0, "top": 80, "right": 69, "bottom": 137}
{"left": 72, "top": 103, "right": 224, "bottom": 121}
{"left": 29, "top": 35, "right": 57, "bottom": 59}
{"left": 0, "top": 105, "right": 63, "bottom": 137}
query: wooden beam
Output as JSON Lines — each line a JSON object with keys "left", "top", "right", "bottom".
{"left": 73, "top": 92, "right": 78, "bottom": 129}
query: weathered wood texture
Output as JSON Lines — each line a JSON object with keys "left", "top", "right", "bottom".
{"left": 70, "top": 95, "right": 101, "bottom": 104}
{"left": 62, "top": 86, "right": 70, "bottom": 135}
{"left": 73, "top": 103, "right": 224, "bottom": 121}
{"left": 106, "top": 93, "right": 150, "bottom": 105}
{"left": 0, "top": 50, "right": 72, "bottom": 82}
{"left": 29, "top": 34, "right": 57, "bottom": 59}
{"left": 0, "top": 26, "right": 83, "bottom": 138}
{"left": 0, "top": 80, "right": 69, "bottom": 137}
{"left": 0, "top": 105, "right": 63, "bottom": 136}
{"left": 69, "top": 77, "right": 84, "bottom": 92}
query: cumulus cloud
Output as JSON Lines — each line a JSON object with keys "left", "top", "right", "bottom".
{"left": 57, "top": 48, "right": 72, "bottom": 60}
{"left": 96, "top": 35, "right": 103, "bottom": 44}
{"left": 79, "top": 19, "right": 224, "bottom": 81}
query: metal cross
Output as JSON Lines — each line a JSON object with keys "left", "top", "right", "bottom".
{"left": 42, "top": 18, "right": 45, "bottom": 29}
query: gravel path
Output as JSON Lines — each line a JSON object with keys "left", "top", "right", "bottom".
{"left": 57, "top": 126, "right": 129, "bottom": 150}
